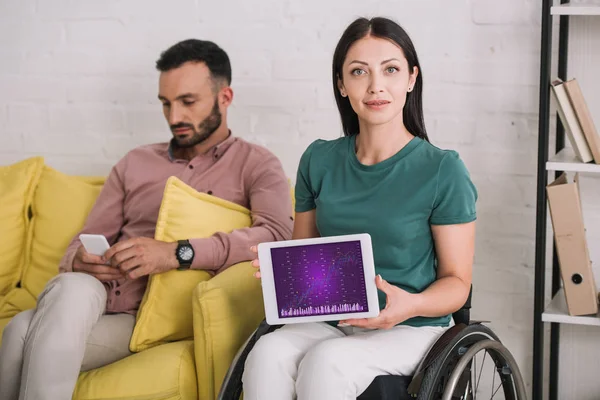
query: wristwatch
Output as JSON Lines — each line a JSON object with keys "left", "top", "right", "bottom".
{"left": 175, "top": 239, "right": 195, "bottom": 270}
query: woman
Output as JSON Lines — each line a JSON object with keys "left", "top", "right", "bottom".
{"left": 242, "top": 16, "right": 477, "bottom": 400}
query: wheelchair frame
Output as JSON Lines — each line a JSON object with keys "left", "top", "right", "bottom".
{"left": 217, "top": 289, "right": 526, "bottom": 400}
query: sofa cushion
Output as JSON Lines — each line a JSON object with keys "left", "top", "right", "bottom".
{"left": 74, "top": 340, "right": 197, "bottom": 400}
{"left": 0, "top": 288, "right": 37, "bottom": 347}
{"left": 0, "top": 316, "right": 12, "bottom": 347}
{"left": 0, "top": 157, "right": 44, "bottom": 295}
{"left": 21, "top": 166, "right": 104, "bottom": 297}
{"left": 129, "top": 176, "right": 252, "bottom": 352}
{"left": 0, "top": 288, "right": 37, "bottom": 320}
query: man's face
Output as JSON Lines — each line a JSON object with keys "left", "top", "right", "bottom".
{"left": 158, "top": 61, "right": 223, "bottom": 148}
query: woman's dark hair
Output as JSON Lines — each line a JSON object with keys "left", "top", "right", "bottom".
{"left": 156, "top": 39, "right": 232, "bottom": 86}
{"left": 332, "top": 17, "right": 428, "bottom": 141}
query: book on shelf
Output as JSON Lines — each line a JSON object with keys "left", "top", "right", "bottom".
{"left": 547, "top": 172, "right": 598, "bottom": 316}
{"left": 551, "top": 78, "right": 594, "bottom": 163}
{"left": 563, "top": 78, "right": 600, "bottom": 165}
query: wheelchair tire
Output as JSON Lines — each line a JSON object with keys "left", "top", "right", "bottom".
{"left": 417, "top": 324, "right": 524, "bottom": 400}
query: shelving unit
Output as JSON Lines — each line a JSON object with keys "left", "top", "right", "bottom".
{"left": 542, "top": 289, "right": 600, "bottom": 327}
{"left": 551, "top": 3, "right": 600, "bottom": 15}
{"left": 534, "top": 1, "right": 600, "bottom": 400}
{"left": 546, "top": 148, "right": 600, "bottom": 173}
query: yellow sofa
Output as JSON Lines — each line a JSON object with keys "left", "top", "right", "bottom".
{"left": 0, "top": 157, "right": 274, "bottom": 400}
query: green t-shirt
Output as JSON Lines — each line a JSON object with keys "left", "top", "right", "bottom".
{"left": 295, "top": 135, "right": 477, "bottom": 327}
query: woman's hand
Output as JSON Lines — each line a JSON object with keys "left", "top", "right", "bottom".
{"left": 339, "top": 275, "right": 419, "bottom": 330}
{"left": 250, "top": 246, "right": 261, "bottom": 279}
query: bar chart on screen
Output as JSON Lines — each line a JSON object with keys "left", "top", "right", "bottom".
{"left": 280, "top": 302, "right": 365, "bottom": 317}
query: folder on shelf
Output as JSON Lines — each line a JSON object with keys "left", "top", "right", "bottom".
{"left": 547, "top": 172, "right": 598, "bottom": 316}
{"left": 551, "top": 79, "right": 594, "bottom": 163}
{"left": 563, "top": 78, "right": 600, "bottom": 165}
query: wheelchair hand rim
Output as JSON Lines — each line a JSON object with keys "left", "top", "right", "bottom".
{"left": 441, "top": 339, "right": 527, "bottom": 400}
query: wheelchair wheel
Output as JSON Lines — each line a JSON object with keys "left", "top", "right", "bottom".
{"left": 418, "top": 324, "right": 526, "bottom": 400}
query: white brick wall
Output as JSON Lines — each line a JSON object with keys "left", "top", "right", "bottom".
{"left": 0, "top": 104, "right": 8, "bottom": 129}
{"left": 2, "top": 1, "right": 600, "bottom": 398}
{"left": 471, "top": 0, "right": 539, "bottom": 25}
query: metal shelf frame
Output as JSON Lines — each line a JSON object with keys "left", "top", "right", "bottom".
{"left": 533, "top": 1, "right": 577, "bottom": 399}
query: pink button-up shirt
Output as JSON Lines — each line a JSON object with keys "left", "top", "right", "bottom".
{"left": 59, "top": 135, "right": 293, "bottom": 314}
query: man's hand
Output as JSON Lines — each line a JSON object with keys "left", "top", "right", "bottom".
{"left": 72, "top": 245, "right": 124, "bottom": 282}
{"left": 103, "top": 237, "right": 179, "bottom": 280}
{"left": 339, "top": 275, "right": 419, "bottom": 330}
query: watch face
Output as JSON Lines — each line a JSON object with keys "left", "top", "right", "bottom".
{"left": 178, "top": 246, "right": 194, "bottom": 261}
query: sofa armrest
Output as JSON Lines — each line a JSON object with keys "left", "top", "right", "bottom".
{"left": 192, "top": 261, "right": 264, "bottom": 400}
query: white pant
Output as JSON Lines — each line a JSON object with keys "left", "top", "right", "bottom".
{"left": 242, "top": 321, "right": 447, "bottom": 400}
{"left": 0, "top": 273, "right": 135, "bottom": 400}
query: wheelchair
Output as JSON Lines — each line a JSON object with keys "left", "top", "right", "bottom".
{"left": 218, "top": 289, "right": 527, "bottom": 400}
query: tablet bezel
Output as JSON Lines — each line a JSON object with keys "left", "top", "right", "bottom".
{"left": 257, "top": 233, "right": 380, "bottom": 325}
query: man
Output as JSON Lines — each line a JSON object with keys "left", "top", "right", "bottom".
{"left": 0, "top": 39, "right": 293, "bottom": 400}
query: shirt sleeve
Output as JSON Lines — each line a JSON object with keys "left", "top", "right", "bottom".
{"left": 189, "top": 152, "right": 294, "bottom": 272}
{"left": 429, "top": 151, "right": 478, "bottom": 225}
{"left": 294, "top": 141, "right": 319, "bottom": 213}
{"left": 58, "top": 158, "right": 127, "bottom": 273}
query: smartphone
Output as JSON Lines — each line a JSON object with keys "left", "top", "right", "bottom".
{"left": 79, "top": 234, "right": 110, "bottom": 257}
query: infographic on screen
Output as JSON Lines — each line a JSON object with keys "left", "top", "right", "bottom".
{"left": 270, "top": 240, "right": 368, "bottom": 318}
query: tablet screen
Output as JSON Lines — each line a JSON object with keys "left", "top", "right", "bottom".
{"left": 270, "top": 240, "right": 369, "bottom": 318}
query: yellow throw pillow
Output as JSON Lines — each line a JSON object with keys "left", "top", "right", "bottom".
{"left": 129, "top": 176, "right": 252, "bottom": 352}
{"left": 21, "top": 166, "right": 105, "bottom": 297}
{"left": 0, "top": 157, "right": 44, "bottom": 295}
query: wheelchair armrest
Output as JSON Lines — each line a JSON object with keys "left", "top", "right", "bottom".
{"left": 217, "top": 319, "right": 283, "bottom": 400}
{"left": 451, "top": 285, "right": 472, "bottom": 326}
{"left": 463, "top": 285, "right": 473, "bottom": 309}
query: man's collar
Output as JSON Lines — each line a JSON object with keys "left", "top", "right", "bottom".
{"left": 167, "top": 131, "right": 235, "bottom": 162}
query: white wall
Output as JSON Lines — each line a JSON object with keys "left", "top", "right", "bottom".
{"left": 2, "top": 0, "right": 600, "bottom": 398}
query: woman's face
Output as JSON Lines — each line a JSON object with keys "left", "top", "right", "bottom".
{"left": 338, "top": 35, "right": 418, "bottom": 129}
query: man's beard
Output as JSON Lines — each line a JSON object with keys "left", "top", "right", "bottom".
{"left": 171, "top": 98, "right": 222, "bottom": 148}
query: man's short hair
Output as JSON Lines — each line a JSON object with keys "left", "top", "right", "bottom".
{"left": 156, "top": 39, "right": 232, "bottom": 86}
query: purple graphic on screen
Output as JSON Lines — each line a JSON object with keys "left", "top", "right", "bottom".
{"left": 270, "top": 240, "right": 368, "bottom": 318}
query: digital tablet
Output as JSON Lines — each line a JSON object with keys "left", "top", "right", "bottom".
{"left": 257, "top": 233, "right": 380, "bottom": 325}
